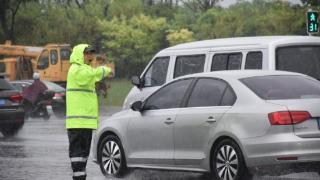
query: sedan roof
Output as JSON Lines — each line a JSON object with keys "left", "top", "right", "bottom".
{"left": 10, "top": 80, "right": 65, "bottom": 92}
{"left": 179, "top": 70, "right": 307, "bottom": 80}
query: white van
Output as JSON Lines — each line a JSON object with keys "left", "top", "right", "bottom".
{"left": 123, "top": 36, "right": 320, "bottom": 109}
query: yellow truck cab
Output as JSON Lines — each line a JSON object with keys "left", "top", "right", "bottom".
{"left": 35, "top": 43, "right": 71, "bottom": 84}
{"left": 0, "top": 42, "right": 115, "bottom": 87}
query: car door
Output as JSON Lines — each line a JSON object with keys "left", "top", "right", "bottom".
{"left": 174, "top": 78, "right": 236, "bottom": 166}
{"left": 126, "top": 78, "right": 193, "bottom": 166}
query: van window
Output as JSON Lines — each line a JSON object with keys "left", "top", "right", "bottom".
{"left": 245, "top": 51, "right": 262, "bottom": 69}
{"left": 211, "top": 53, "right": 242, "bottom": 71}
{"left": 143, "top": 57, "right": 170, "bottom": 87}
{"left": 174, "top": 54, "right": 205, "bottom": 78}
{"left": 50, "top": 50, "right": 58, "bottom": 65}
{"left": 276, "top": 46, "right": 320, "bottom": 80}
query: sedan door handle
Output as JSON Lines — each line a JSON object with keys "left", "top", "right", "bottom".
{"left": 164, "top": 121, "right": 174, "bottom": 125}
{"left": 164, "top": 117, "right": 174, "bottom": 125}
{"left": 206, "top": 116, "right": 216, "bottom": 123}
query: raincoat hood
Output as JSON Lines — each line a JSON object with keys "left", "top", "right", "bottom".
{"left": 69, "top": 44, "right": 89, "bottom": 65}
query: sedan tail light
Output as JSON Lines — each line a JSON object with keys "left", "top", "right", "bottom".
{"left": 53, "top": 93, "right": 64, "bottom": 100}
{"left": 10, "top": 94, "right": 23, "bottom": 103}
{"left": 268, "top": 111, "right": 311, "bottom": 125}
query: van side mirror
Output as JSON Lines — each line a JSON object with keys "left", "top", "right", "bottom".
{"left": 131, "top": 101, "right": 143, "bottom": 112}
{"left": 131, "top": 76, "right": 142, "bottom": 88}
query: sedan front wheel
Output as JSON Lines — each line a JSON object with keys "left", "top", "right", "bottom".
{"left": 98, "top": 135, "right": 127, "bottom": 177}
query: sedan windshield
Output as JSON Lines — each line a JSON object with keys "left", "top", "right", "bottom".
{"left": 240, "top": 75, "right": 320, "bottom": 100}
{"left": 276, "top": 45, "right": 320, "bottom": 80}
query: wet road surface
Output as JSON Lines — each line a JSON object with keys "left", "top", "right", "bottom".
{"left": 0, "top": 106, "right": 319, "bottom": 180}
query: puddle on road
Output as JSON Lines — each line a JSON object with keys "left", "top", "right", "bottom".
{"left": 0, "top": 144, "right": 26, "bottom": 158}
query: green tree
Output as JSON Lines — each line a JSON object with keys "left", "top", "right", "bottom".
{"left": 144, "top": 2, "right": 178, "bottom": 20}
{"left": 166, "top": 28, "right": 194, "bottom": 46}
{"left": 98, "top": 15, "right": 167, "bottom": 78}
{"left": 256, "top": 1, "right": 305, "bottom": 35}
{"left": 0, "top": 0, "right": 34, "bottom": 42}
{"left": 14, "top": 1, "right": 104, "bottom": 46}
{"left": 107, "top": 0, "right": 143, "bottom": 18}
{"left": 301, "top": 0, "right": 320, "bottom": 7}
{"left": 191, "top": 0, "right": 306, "bottom": 39}
{"left": 181, "top": 0, "right": 220, "bottom": 12}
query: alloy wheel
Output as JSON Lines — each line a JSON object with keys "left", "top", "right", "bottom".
{"left": 101, "top": 140, "right": 122, "bottom": 175}
{"left": 215, "top": 145, "right": 239, "bottom": 180}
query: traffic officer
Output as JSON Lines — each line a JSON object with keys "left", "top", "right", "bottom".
{"left": 66, "top": 44, "right": 112, "bottom": 180}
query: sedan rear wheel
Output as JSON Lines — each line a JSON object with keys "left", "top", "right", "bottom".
{"left": 98, "top": 135, "right": 126, "bottom": 177}
{"left": 212, "top": 139, "right": 249, "bottom": 180}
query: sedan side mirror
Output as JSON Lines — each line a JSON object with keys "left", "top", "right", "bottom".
{"left": 131, "top": 76, "right": 143, "bottom": 88}
{"left": 131, "top": 101, "right": 143, "bottom": 112}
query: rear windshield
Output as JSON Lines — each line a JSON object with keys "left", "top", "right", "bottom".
{"left": 0, "top": 79, "right": 14, "bottom": 90}
{"left": 43, "top": 81, "right": 65, "bottom": 92}
{"left": 276, "top": 46, "right": 320, "bottom": 80}
{"left": 240, "top": 75, "right": 320, "bottom": 100}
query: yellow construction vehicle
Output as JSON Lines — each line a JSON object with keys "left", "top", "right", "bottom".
{"left": 0, "top": 41, "right": 115, "bottom": 87}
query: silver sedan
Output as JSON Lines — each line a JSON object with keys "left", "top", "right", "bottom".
{"left": 92, "top": 70, "right": 320, "bottom": 180}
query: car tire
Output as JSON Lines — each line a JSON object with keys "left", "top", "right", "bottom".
{"left": 98, "top": 135, "right": 127, "bottom": 177}
{"left": 52, "top": 102, "right": 66, "bottom": 119}
{"left": 1, "top": 127, "right": 20, "bottom": 137}
{"left": 211, "top": 139, "right": 251, "bottom": 180}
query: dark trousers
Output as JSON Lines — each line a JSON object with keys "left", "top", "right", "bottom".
{"left": 67, "top": 129, "right": 93, "bottom": 180}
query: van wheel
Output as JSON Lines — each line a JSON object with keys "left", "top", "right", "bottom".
{"left": 98, "top": 135, "right": 127, "bottom": 177}
{"left": 211, "top": 139, "right": 250, "bottom": 180}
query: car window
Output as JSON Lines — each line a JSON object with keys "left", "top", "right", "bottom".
{"left": 187, "top": 78, "right": 227, "bottom": 107}
{"left": 60, "top": 48, "right": 71, "bottom": 60}
{"left": 240, "top": 75, "right": 320, "bottom": 100}
{"left": 245, "top": 51, "right": 262, "bottom": 69}
{"left": 276, "top": 46, "right": 320, "bottom": 80}
{"left": 50, "top": 50, "right": 58, "bottom": 65}
{"left": 211, "top": 53, "right": 242, "bottom": 71}
{"left": 144, "top": 79, "right": 193, "bottom": 110}
{"left": 228, "top": 53, "right": 242, "bottom": 70}
{"left": 143, "top": 57, "right": 170, "bottom": 87}
{"left": 174, "top": 55, "right": 205, "bottom": 78}
{"left": 0, "top": 62, "right": 5, "bottom": 73}
{"left": 10, "top": 83, "right": 23, "bottom": 91}
{"left": 220, "top": 86, "right": 237, "bottom": 106}
{"left": 38, "top": 50, "right": 49, "bottom": 69}
{"left": 0, "top": 79, "right": 13, "bottom": 90}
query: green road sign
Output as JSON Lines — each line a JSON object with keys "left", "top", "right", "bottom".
{"left": 307, "top": 11, "right": 319, "bottom": 33}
